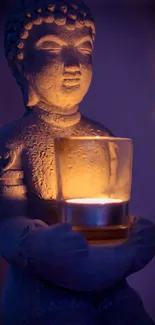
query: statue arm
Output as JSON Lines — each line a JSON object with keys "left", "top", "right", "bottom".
{"left": 0, "top": 146, "right": 90, "bottom": 285}
{"left": 0, "top": 146, "right": 50, "bottom": 268}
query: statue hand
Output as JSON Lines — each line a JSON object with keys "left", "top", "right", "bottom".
{"left": 57, "top": 216, "right": 155, "bottom": 291}
{"left": 21, "top": 222, "right": 88, "bottom": 270}
{"left": 88, "top": 216, "right": 155, "bottom": 284}
{"left": 125, "top": 216, "right": 155, "bottom": 274}
{"left": 5, "top": 216, "right": 154, "bottom": 291}
{"left": 47, "top": 223, "right": 89, "bottom": 266}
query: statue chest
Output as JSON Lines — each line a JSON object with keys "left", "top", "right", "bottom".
{"left": 24, "top": 141, "right": 110, "bottom": 201}
{"left": 23, "top": 125, "right": 77, "bottom": 201}
{"left": 24, "top": 135, "right": 58, "bottom": 201}
{"left": 20, "top": 121, "right": 111, "bottom": 222}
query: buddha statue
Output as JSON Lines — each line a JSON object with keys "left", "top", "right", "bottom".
{"left": 0, "top": 0, "right": 155, "bottom": 324}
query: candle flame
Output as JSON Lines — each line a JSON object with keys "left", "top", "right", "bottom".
{"left": 66, "top": 198, "right": 122, "bottom": 205}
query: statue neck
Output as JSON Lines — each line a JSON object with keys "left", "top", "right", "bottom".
{"left": 28, "top": 102, "right": 81, "bottom": 128}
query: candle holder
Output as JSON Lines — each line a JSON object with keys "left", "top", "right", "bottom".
{"left": 54, "top": 136, "right": 133, "bottom": 244}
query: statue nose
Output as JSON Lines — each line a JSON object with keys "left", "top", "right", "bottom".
{"left": 63, "top": 48, "right": 80, "bottom": 72}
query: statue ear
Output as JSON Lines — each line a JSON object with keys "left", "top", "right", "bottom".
{"left": 24, "top": 82, "right": 40, "bottom": 107}
{"left": 11, "top": 61, "right": 39, "bottom": 107}
{"left": 23, "top": 73, "right": 40, "bottom": 107}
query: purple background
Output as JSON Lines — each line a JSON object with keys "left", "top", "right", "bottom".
{"left": 0, "top": 0, "right": 155, "bottom": 321}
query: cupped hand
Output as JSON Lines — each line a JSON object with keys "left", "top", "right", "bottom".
{"left": 24, "top": 222, "right": 89, "bottom": 269}
{"left": 126, "top": 216, "right": 155, "bottom": 273}
{"left": 20, "top": 217, "right": 155, "bottom": 291}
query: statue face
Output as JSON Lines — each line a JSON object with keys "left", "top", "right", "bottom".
{"left": 24, "top": 23, "right": 93, "bottom": 110}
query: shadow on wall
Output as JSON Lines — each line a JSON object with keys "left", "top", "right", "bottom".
{"left": 0, "top": 4, "right": 155, "bottom": 321}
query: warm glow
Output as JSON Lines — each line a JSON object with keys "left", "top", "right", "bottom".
{"left": 66, "top": 198, "right": 123, "bottom": 204}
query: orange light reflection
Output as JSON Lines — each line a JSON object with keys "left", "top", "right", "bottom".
{"left": 66, "top": 198, "right": 122, "bottom": 205}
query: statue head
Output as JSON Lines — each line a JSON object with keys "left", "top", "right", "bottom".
{"left": 4, "top": 0, "right": 95, "bottom": 113}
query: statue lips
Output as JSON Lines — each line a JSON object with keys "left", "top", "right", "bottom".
{"left": 62, "top": 72, "right": 81, "bottom": 88}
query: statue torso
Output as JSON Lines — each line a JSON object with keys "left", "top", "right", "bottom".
{"left": 0, "top": 112, "right": 112, "bottom": 224}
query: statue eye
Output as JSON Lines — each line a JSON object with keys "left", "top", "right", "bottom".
{"left": 37, "top": 41, "right": 62, "bottom": 52}
{"left": 78, "top": 42, "right": 93, "bottom": 55}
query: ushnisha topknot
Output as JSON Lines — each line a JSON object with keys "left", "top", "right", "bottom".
{"left": 4, "top": 0, "right": 96, "bottom": 65}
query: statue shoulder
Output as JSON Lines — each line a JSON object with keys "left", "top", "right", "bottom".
{"left": 81, "top": 115, "right": 114, "bottom": 136}
{"left": 0, "top": 116, "right": 26, "bottom": 147}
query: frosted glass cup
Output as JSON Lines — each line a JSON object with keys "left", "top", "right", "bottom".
{"left": 54, "top": 136, "right": 133, "bottom": 243}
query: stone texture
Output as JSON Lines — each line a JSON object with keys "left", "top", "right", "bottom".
{"left": 0, "top": 0, "right": 155, "bottom": 324}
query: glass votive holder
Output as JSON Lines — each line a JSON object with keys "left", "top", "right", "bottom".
{"left": 54, "top": 136, "right": 133, "bottom": 244}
